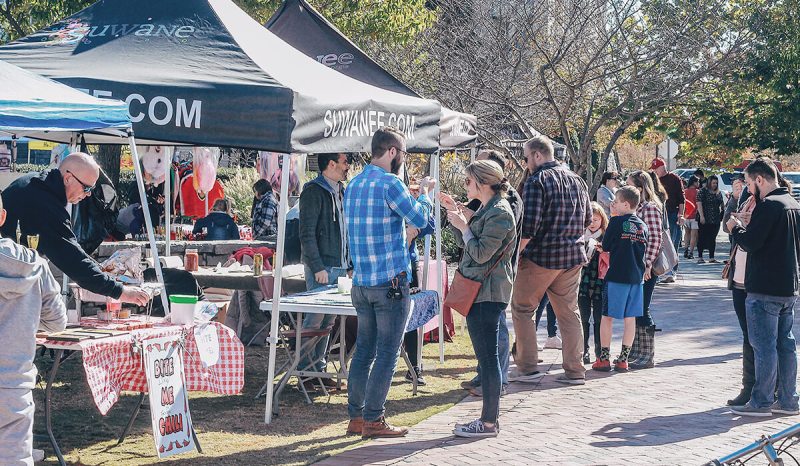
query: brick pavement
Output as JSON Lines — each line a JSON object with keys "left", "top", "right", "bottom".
{"left": 317, "top": 252, "right": 800, "bottom": 465}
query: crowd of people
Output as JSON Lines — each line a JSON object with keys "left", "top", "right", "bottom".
{"left": 2, "top": 124, "right": 800, "bottom": 464}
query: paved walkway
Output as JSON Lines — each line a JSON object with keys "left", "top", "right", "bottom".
{"left": 318, "top": 250, "right": 800, "bottom": 465}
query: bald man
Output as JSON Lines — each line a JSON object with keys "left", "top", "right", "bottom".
{"left": 0, "top": 153, "right": 149, "bottom": 306}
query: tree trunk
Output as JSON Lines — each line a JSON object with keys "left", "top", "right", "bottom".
{"left": 96, "top": 145, "right": 122, "bottom": 188}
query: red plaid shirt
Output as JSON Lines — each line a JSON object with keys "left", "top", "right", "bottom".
{"left": 521, "top": 162, "right": 593, "bottom": 269}
{"left": 637, "top": 201, "right": 663, "bottom": 267}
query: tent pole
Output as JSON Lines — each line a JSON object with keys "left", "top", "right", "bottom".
{"left": 10, "top": 135, "right": 17, "bottom": 172}
{"left": 265, "top": 153, "right": 291, "bottom": 424}
{"left": 470, "top": 146, "right": 477, "bottom": 163}
{"left": 129, "top": 133, "right": 170, "bottom": 314}
{"left": 61, "top": 136, "right": 78, "bottom": 304}
{"left": 165, "top": 147, "right": 171, "bottom": 257}
{"left": 433, "top": 151, "right": 444, "bottom": 363}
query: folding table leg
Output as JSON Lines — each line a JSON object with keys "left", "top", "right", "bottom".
{"left": 400, "top": 348, "right": 418, "bottom": 396}
{"left": 117, "top": 392, "right": 146, "bottom": 445}
{"left": 45, "top": 349, "right": 66, "bottom": 466}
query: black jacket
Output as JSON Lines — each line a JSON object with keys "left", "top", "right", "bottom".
{"left": 0, "top": 170, "right": 123, "bottom": 298}
{"left": 732, "top": 187, "right": 800, "bottom": 297}
{"left": 299, "top": 177, "right": 348, "bottom": 274}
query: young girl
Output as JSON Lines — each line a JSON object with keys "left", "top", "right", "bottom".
{"left": 579, "top": 202, "right": 609, "bottom": 364}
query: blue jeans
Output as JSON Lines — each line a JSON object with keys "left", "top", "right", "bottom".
{"left": 535, "top": 294, "right": 558, "bottom": 338}
{"left": 466, "top": 301, "right": 505, "bottom": 423}
{"left": 347, "top": 275, "right": 411, "bottom": 421}
{"left": 667, "top": 211, "right": 682, "bottom": 273}
{"left": 746, "top": 296, "right": 800, "bottom": 410}
{"left": 471, "top": 308, "right": 510, "bottom": 386}
{"left": 300, "top": 266, "right": 347, "bottom": 372}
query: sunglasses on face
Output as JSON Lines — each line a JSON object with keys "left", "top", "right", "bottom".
{"left": 67, "top": 170, "right": 94, "bottom": 193}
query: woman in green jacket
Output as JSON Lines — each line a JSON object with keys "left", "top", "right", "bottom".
{"left": 442, "top": 160, "right": 516, "bottom": 438}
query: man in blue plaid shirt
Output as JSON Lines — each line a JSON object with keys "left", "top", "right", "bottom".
{"left": 344, "top": 127, "right": 436, "bottom": 439}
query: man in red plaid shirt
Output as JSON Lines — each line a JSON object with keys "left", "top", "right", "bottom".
{"left": 510, "top": 135, "right": 593, "bottom": 385}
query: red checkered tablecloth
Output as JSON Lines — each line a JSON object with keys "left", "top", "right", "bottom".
{"left": 72, "top": 321, "right": 244, "bottom": 415}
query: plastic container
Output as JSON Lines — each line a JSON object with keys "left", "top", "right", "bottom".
{"left": 169, "top": 294, "right": 198, "bottom": 325}
{"left": 337, "top": 277, "right": 352, "bottom": 294}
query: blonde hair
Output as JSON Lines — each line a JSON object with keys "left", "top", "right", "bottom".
{"left": 465, "top": 160, "right": 509, "bottom": 195}
{"left": 628, "top": 170, "right": 663, "bottom": 211}
{"left": 590, "top": 201, "right": 609, "bottom": 232}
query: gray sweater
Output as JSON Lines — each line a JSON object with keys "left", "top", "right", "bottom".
{"left": 0, "top": 238, "right": 66, "bottom": 390}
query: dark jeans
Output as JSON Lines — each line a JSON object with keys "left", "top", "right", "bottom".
{"left": 534, "top": 294, "right": 558, "bottom": 338}
{"left": 579, "top": 294, "right": 602, "bottom": 358}
{"left": 667, "top": 211, "right": 682, "bottom": 272}
{"left": 466, "top": 301, "right": 505, "bottom": 424}
{"left": 746, "top": 295, "right": 800, "bottom": 410}
{"left": 403, "top": 264, "right": 421, "bottom": 368}
{"left": 472, "top": 309, "right": 510, "bottom": 386}
{"left": 348, "top": 275, "right": 411, "bottom": 421}
{"left": 636, "top": 275, "right": 658, "bottom": 327}
{"left": 732, "top": 288, "right": 755, "bottom": 392}
{"left": 698, "top": 222, "right": 721, "bottom": 259}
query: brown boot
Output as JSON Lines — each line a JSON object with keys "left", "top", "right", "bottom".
{"left": 346, "top": 417, "right": 364, "bottom": 436}
{"left": 361, "top": 417, "right": 408, "bottom": 439}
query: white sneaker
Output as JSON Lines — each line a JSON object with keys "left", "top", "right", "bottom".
{"left": 544, "top": 336, "right": 562, "bottom": 349}
{"left": 32, "top": 449, "right": 45, "bottom": 462}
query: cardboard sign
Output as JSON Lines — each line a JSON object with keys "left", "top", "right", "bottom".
{"left": 142, "top": 335, "right": 196, "bottom": 458}
{"left": 194, "top": 323, "right": 219, "bottom": 368}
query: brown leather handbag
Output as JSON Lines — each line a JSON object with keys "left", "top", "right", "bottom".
{"left": 444, "top": 240, "right": 514, "bottom": 317}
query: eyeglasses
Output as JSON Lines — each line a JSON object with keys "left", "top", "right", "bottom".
{"left": 391, "top": 146, "right": 409, "bottom": 158}
{"left": 67, "top": 170, "right": 94, "bottom": 193}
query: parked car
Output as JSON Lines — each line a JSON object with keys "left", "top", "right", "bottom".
{"left": 781, "top": 172, "right": 800, "bottom": 203}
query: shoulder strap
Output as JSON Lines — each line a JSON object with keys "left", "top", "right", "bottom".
{"left": 483, "top": 237, "right": 515, "bottom": 279}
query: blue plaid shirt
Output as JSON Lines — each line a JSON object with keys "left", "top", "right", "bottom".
{"left": 345, "top": 164, "right": 432, "bottom": 286}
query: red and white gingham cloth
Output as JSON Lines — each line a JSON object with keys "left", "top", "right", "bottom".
{"left": 79, "top": 322, "right": 244, "bottom": 415}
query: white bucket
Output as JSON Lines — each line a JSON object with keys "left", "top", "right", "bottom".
{"left": 169, "top": 295, "right": 198, "bottom": 325}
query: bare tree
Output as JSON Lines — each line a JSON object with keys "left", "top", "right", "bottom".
{"left": 379, "top": 0, "right": 757, "bottom": 191}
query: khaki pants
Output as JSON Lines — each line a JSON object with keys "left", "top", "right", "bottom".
{"left": 511, "top": 258, "right": 585, "bottom": 379}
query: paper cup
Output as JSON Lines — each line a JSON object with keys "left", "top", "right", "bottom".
{"left": 337, "top": 277, "right": 352, "bottom": 294}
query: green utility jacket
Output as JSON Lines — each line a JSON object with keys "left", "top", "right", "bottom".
{"left": 451, "top": 194, "right": 517, "bottom": 304}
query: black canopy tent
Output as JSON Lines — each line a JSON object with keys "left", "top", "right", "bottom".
{"left": 266, "top": 0, "right": 478, "bottom": 150}
{"left": 0, "top": 0, "right": 449, "bottom": 424}
{"left": 0, "top": 0, "right": 442, "bottom": 153}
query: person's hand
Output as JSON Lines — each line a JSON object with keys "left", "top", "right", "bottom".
{"left": 447, "top": 210, "right": 468, "bottom": 232}
{"left": 678, "top": 215, "right": 685, "bottom": 227}
{"left": 699, "top": 216, "right": 706, "bottom": 225}
{"left": 734, "top": 211, "right": 752, "bottom": 226}
{"left": 643, "top": 266, "right": 652, "bottom": 281}
{"left": 462, "top": 208, "right": 475, "bottom": 222}
{"left": 439, "top": 192, "right": 459, "bottom": 211}
{"left": 419, "top": 177, "right": 437, "bottom": 195}
{"left": 406, "top": 227, "right": 420, "bottom": 247}
{"left": 119, "top": 286, "right": 150, "bottom": 306}
{"left": 314, "top": 270, "right": 329, "bottom": 285}
{"left": 726, "top": 217, "right": 739, "bottom": 233}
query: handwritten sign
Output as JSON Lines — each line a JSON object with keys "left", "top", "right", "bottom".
{"left": 194, "top": 323, "right": 219, "bottom": 368}
{"left": 142, "top": 335, "right": 196, "bottom": 458}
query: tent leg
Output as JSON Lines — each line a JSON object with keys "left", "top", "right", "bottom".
{"left": 433, "top": 152, "right": 444, "bottom": 363}
{"left": 129, "top": 134, "right": 170, "bottom": 314}
{"left": 165, "top": 148, "right": 171, "bottom": 257}
{"left": 60, "top": 137, "right": 78, "bottom": 305}
{"left": 265, "top": 153, "right": 291, "bottom": 424}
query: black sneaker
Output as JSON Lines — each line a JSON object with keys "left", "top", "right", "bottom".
{"left": 582, "top": 351, "right": 591, "bottom": 364}
{"left": 405, "top": 368, "right": 427, "bottom": 386}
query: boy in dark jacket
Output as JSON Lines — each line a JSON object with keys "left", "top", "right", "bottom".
{"left": 594, "top": 186, "right": 649, "bottom": 372}
{"left": 297, "top": 153, "right": 351, "bottom": 386}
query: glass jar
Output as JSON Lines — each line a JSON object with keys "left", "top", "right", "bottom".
{"left": 184, "top": 248, "right": 199, "bottom": 272}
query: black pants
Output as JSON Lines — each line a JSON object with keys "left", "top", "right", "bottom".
{"left": 403, "top": 261, "right": 421, "bottom": 368}
{"left": 732, "top": 288, "right": 756, "bottom": 391}
{"left": 579, "top": 294, "right": 603, "bottom": 358}
{"left": 636, "top": 275, "right": 658, "bottom": 327}
{"left": 698, "top": 222, "right": 721, "bottom": 259}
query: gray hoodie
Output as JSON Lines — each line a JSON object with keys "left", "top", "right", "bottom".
{"left": 0, "top": 238, "right": 66, "bottom": 390}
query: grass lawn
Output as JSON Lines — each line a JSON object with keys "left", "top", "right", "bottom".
{"left": 36, "top": 331, "right": 474, "bottom": 465}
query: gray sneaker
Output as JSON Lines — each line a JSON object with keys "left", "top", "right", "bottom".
{"left": 555, "top": 374, "right": 586, "bottom": 385}
{"left": 508, "top": 368, "right": 545, "bottom": 383}
{"left": 453, "top": 419, "right": 498, "bottom": 438}
{"left": 731, "top": 403, "right": 772, "bottom": 417}
{"left": 771, "top": 402, "right": 800, "bottom": 415}
{"left": 468, "top": 385, "right": 508, "bottom": 397}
